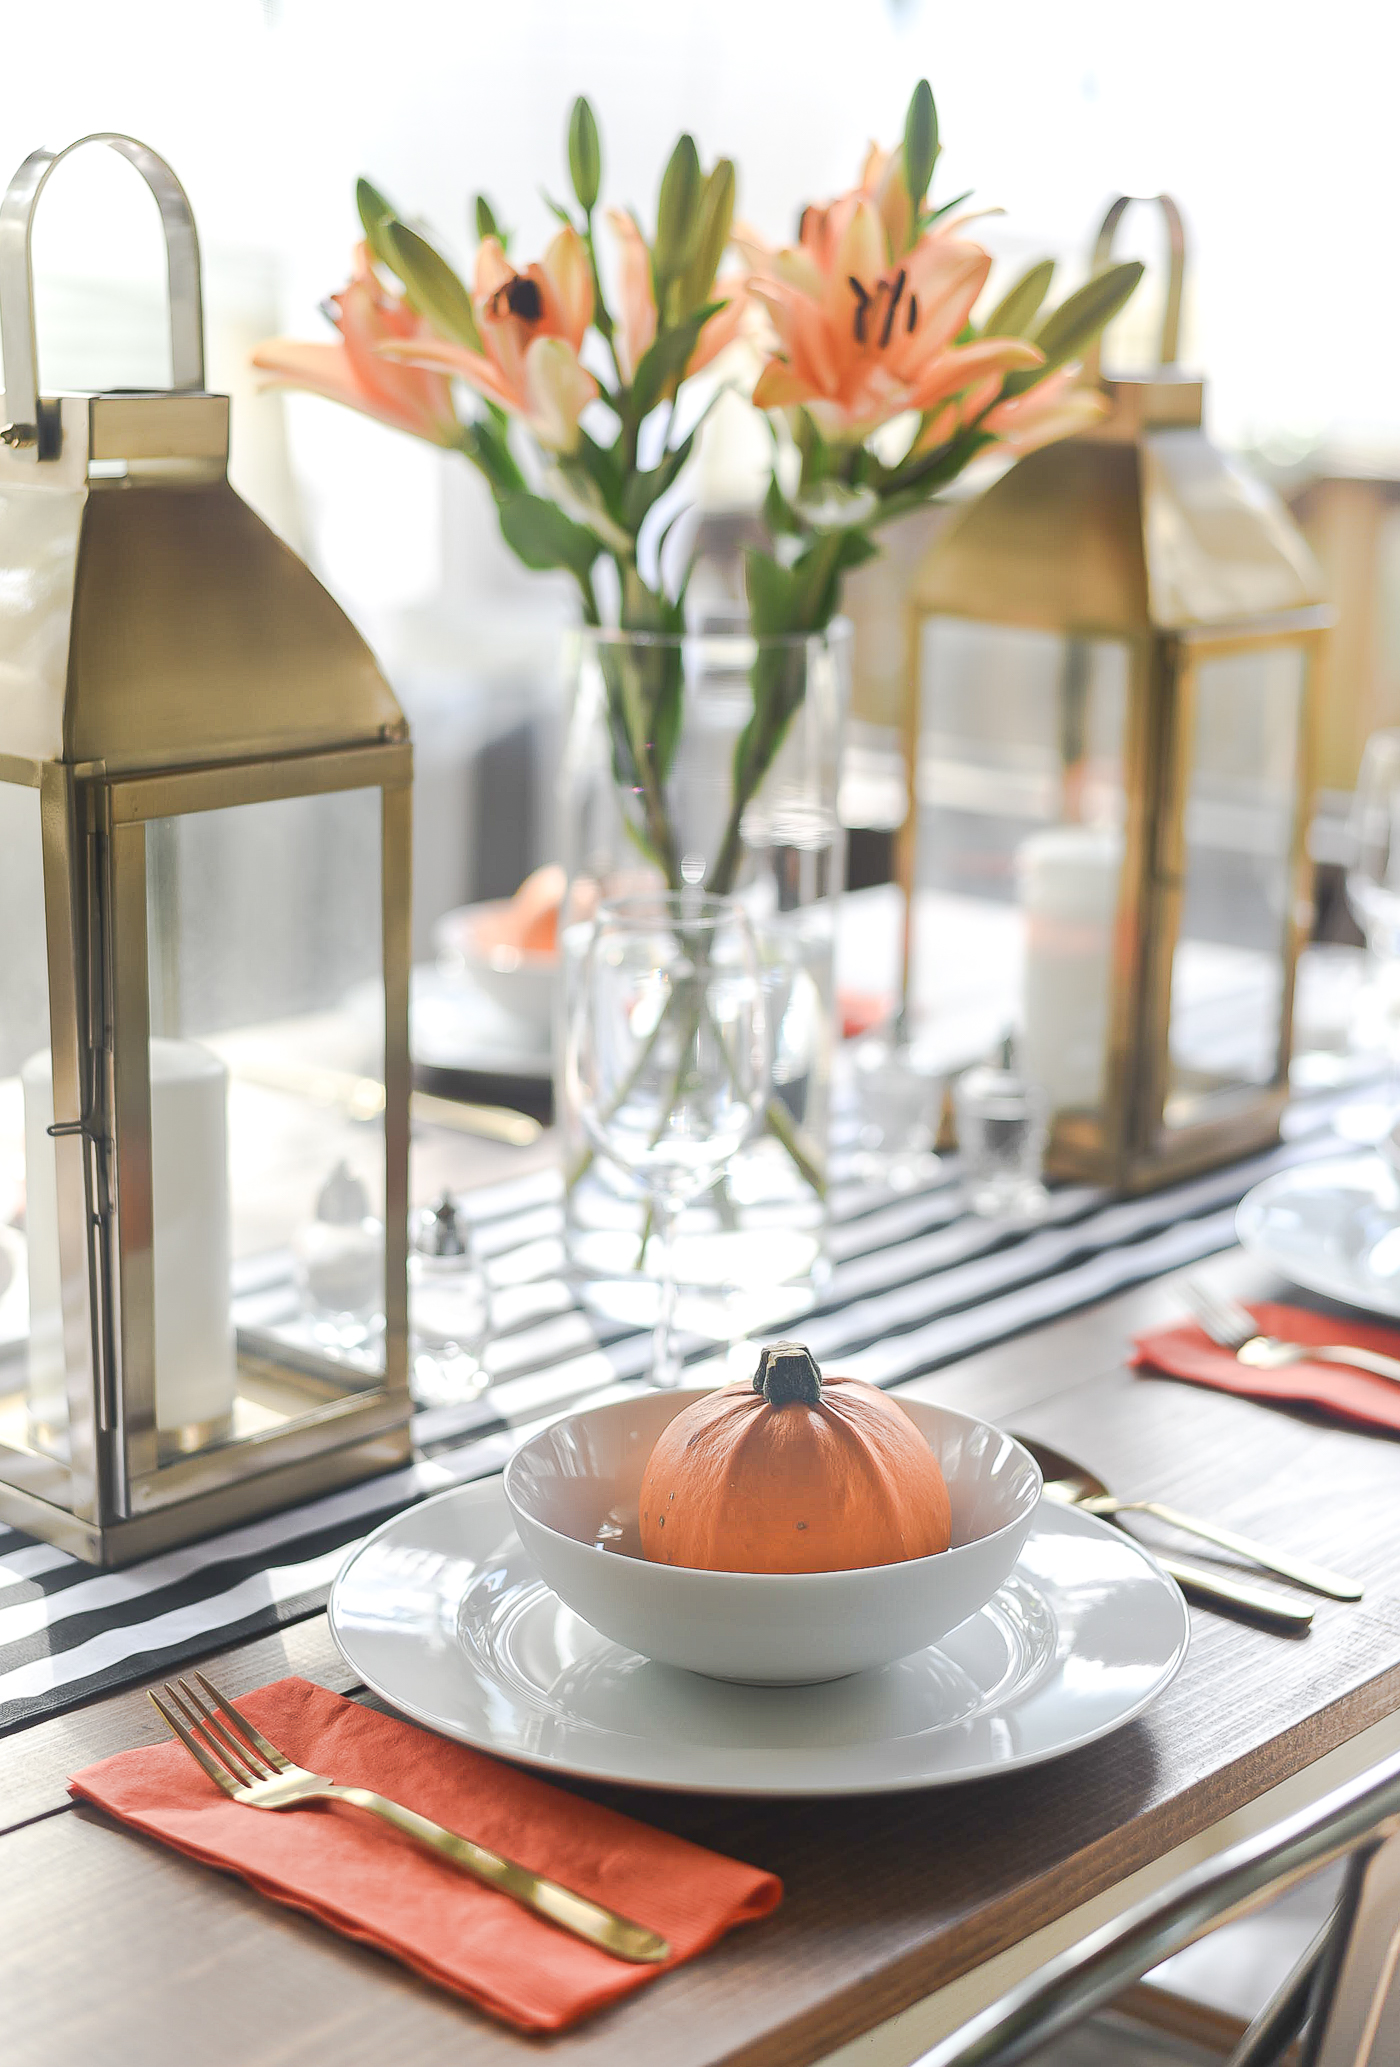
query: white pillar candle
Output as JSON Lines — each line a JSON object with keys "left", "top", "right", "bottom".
{"left": 1017, "top": 827, "right": 1123, "bottom": 1113}
{"left": 20, "top": 1056, "right": 65, "bottom": 1442}
{"left": 23, "top": 1038, "right": 236, "bottom": 1436}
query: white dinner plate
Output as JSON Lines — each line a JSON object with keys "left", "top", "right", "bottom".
{"left": 1236, "top": 1154, "right": 1400, "bottom": 1321}
{"left": 344, "top": 967, "right": 552, "bottom": 1082}
{"left": 328, "top": 1478, "right": 1189, "bottom": 1797}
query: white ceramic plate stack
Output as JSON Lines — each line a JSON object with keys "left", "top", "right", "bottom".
{"left": 329, "top": 1392, "right": 1190, "bottom": 1796}
{"left": 1237, "top": 1153, "right": 1400, "bottom": 1319}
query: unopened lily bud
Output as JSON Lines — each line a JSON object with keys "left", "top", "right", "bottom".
{"left": 902, "top": 79, "right": 938, "bottom": 218}
{"left": 654, "top": 132, "right": 701, "bottom": 283}
{"left": 568, "top": 97, "right": 602, "bottom": 213}
{"left": 678, "top": 158, "right": 736, "bottom": 312}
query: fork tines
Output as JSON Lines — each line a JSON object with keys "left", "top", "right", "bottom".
{"left": 149, "top": 1672, "right": 283, "bottom": 1793}
{"left": 1182, "top": 1279, "right": 1255, "bottom": 1350}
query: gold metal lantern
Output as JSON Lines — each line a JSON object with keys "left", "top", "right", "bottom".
{"left": 898, "top": 196, "right": 1330, "bottom": 1192}
{"left": 0, "top": 136, "right": 412, "bottom": 1562}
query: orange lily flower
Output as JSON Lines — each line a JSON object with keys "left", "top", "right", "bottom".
{"left": 980, "top": 367, "right": 1109, "bottom": 453}
{"left": 916, "top": 366, "right": 1108, "bottom": 458}
{"left": 380, "top": 227, "right": 600, "bottom": 453}
{"left": 606, "top": 208, "right": 746, "bottom": 385}
{"left": 251, "top": 243, "right": 458, "bottom": 444}
{"left": 738, "top": 193, "right": 1043, "bottom": 443}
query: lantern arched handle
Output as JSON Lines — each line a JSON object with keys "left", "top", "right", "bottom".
{"left": 0, "top": 133, "right": 205, "bottom": 458}
{"left": 1083, "top": 192, "right": 1185, "bottom": 385}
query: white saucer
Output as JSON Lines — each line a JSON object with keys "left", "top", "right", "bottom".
{"left": 1237, "top": 1154, "right": 1400, "bottom": 1320}
{"left": 328, "top": 1478, "right": 1189, "bottom": 1796}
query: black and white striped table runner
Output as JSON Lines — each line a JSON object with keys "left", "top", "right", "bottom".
{"left": 0, "top": 1104, "right": 1358, "bottom": 1732}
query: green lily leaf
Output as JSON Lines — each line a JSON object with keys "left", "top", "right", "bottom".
{"left": 1001, "top": 258, "right": 1144, "bottom": 395}
{"left": 743, "top": 544, "right": 800, "bottom": 637}
{"left": 356, "top": 178, "right": 399, "bottom": 273}
{"left": 628, "top": 301, "right": 721, "bottom": 420}
{"left": 568, "top": 97, "right": 602, "bottom": 213}
{"left": 458, "top": 418, "right": 525, "bottom": 501}
{"left": 763, "top": 474, "right": 805, "bottom": 539}
{"left": 498, "top": 493, "right": 601, "bottom": 581}
{"left": 541, "top": 189, "right": 577, "bottom": 231}
{"left": 793, "top": 405, "right": 836, "bottom": 493}
{"left": 926, "top": 187, "right": 973, "bottom": 225}
{"left": 384, "top": 222, "right": 481, "bottom": 352}
{"left": 621, "top": 427, "right": 698, "bottom": 532}
{"left": 572, "top": 428, "right": 627, "bottom": 523}
{"left": 981, "top": 258, "right": 1056, "bottom": 338}
{"left": 902, "top": 80, "right": 939, "bottom": 212}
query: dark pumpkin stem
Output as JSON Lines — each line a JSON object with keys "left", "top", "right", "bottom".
{"left": 755, "top": 1341, "right": 823, "bottom": 1408}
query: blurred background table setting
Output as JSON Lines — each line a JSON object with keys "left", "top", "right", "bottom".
{"left": 7, "top": 7, "right": 1400, "bottom": 2064}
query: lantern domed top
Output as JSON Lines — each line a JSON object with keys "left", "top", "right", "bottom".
{"left": 910, "top": 194, "right": 1326, "bottom": 640}
{"left": 0, "top": 135, "right": 402, "bottom": 777}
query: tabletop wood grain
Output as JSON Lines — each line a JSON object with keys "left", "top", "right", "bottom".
{"left": 5, "top": 1249, "right": 1399, "bottom": 2067}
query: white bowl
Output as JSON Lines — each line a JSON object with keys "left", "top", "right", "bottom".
{"left": 432, "top": 900, "right": 557, "bottom": 1031}
{"left": 503, "top": 1390, "right": 1042, "bottom": 1684}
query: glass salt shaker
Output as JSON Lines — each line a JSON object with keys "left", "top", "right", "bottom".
{"left": 408, "top": 1192, "right": 491, "bottom": 1405}
{"left": 294, "top": 1159, "right": 385, "bottom": 1348}
{"left": 953, "top": 1044, "right": 1050, "bottom": 1222}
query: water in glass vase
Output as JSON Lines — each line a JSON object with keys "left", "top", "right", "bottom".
{"left": 558, "top": 621, "right": 849, "bottom": 1347}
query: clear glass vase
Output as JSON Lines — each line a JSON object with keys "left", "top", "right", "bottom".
{"left": 558, "top": 619, "right": 850, "bottom": 1348}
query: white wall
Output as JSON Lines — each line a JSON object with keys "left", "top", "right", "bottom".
{"left": 3, "top": 0, "right": 1393, "bottom": 903}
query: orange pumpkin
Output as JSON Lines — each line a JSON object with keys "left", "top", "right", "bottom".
{"left": 638, "top": 1342, "right": 952, "bottom": 1574}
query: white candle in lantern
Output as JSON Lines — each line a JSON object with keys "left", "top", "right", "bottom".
{"left": 23, "top": 1038, "right": 236, "bottom": 1435}
{"left": 1018, "top": 827, "right": 1123, "bottom": 1112}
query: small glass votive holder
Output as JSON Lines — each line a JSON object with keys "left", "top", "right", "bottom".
{"left": 954, "top": 1059, "right": 1050, "bottom": 1222}
{"left": 845, "top": 1022, "right": 943, "bottom": 1191}
{"left": 408, "top": 1193, "right": 491, "bottom": 1405}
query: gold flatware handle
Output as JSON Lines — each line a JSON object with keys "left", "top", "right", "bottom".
{"left": 1154, "top": 1553, "right": 1314, "bottom": 1630}
{"left": 410, "top": 1089, "right": 542, "bottom": 1147}
{"left": 326, "top": 1784, "right": 670, "bottom": 1963}
{"left": 1263, "top": 1341, "right": 1400, "bottom": 1386}
{"left": 1097, "top": 1499, "right": 1363, "bottom": 1602}
{"left": 231, "top": 1057, "right": 542, "bottom": 1148}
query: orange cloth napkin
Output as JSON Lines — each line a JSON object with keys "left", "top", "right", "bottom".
{"left": 1132, "top": 1300, "right": 1400, "bottom": 1438}
{"left": 69, "top": 1676, "right": 782, "bottom": 2032}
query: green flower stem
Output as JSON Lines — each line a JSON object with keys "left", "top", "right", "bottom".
{"left": 600, "top": 639, "right": 682, "bottom": 888}
{"left": 763, "top": 1094, "right": 826, "bottom": 1197}
{"left": 707, "top": 639, "right": 809, "bottom": 896}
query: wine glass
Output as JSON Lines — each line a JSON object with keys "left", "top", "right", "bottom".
{"left": 1348, "top": 731, "right": 1400, "bottom": 955}
{"left": 567, "top": 893, "right": 767, "bottom": 1388}
{"left": 1346, "top": 730, "right": 1400, "bottom": 1138}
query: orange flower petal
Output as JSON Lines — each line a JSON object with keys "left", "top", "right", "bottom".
{"left": 752, "top": 358, "right": 815, "bottom": 411}
{"left": 474, "top": 237, "right": 513, "bottom": 300}
{"left": 606, "top": 208, "right": 657, "bottom": 383}
{"left": 687, "top": 292, "right": 746, "bottom": 375}
{"left": 908, "top": 337, "right": 1042, "bottom": 416}
{"left": 522, "top": 335, "right": 599, "bottom": 452}
{"left": 377, "top": 333, "right": 519, "bottom": 413}
{"left": 541, "top": 225, "right": 593, "bottom": 352}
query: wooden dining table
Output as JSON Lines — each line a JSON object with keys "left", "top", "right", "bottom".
{"left": 5, "top": 1237, "right": 1400, "bottom": 2067}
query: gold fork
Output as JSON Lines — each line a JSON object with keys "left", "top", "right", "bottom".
{"left": 149, "top": 1672, "right": 670, "bottom": 1965}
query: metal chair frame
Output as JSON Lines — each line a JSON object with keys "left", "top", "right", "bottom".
{"left": 918, "top": 1741, "right": 1400, "bottom": 2067}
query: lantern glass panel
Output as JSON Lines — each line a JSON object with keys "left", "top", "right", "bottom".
{"left": 911, "top": 619, "right": 1131, "bottom": 1108}
{"left": 0, "top": 781, "right": 65, "bottom": 1466}
{"left": 1163, "top": 646, "right": 1305, "bottom": 1128}
{"left": 139, "top": 785, "right": 389, "bottom": 1453}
